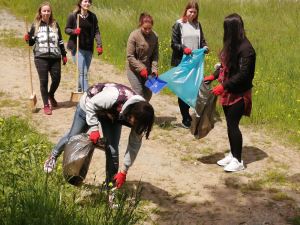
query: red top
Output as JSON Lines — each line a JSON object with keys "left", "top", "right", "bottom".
{"left": 218, "top": 66, "right": 252, "bottom": 116}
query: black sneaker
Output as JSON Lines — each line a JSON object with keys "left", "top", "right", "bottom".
{"left": 182, "top": 120, "right": 191, "bottom": 129}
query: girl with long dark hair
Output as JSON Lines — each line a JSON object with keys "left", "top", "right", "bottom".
{"left": 204, "top": 13, "right": 256, "bottom": 172}
{"left": 43, "top": 83, "right": 155, "bottom": 188}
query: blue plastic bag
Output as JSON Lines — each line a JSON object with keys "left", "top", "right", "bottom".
{"left": 145, "top": 76, "right": 168, "bottom": 94}
{"left": 159, "top": 48, "right": 205, "bottom": 108}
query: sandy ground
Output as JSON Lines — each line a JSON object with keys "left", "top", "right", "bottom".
{"left": 0, "top": 9, "right": 299, "bottom": 225}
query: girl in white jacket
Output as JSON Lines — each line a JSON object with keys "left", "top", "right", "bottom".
{"left": 44, "top": 83, "right": 155, "bottom": 188}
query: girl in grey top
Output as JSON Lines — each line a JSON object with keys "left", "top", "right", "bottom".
{"left": 171, "top": 0, "right": 209, "bottom": 128}
{"left": 126, "top": 12, "right": 159, "bottom": 101}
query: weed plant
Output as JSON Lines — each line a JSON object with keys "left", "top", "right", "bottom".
{"left": 0, "top": 116, "right": 144, "bottom": 225}
{"left": 0, "top": 0, "right": 299, "bottom": 145}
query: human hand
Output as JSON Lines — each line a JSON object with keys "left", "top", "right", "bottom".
{"left": 140, "top": 68, "right": 148, "bottom": 79}
{"left": 214, "top": 63, "right": 221, "bottom": 70}
{"left": 203, "top": 46, "right": 209, "bottom": 54}
{"left": 212, "top": 84, "right": 224, "bottom": 96}
{"left": 204, "top": 75, "right": 215, "bottom": 84}
{"left": 73, "top": 28, "right": 81, "bottom": 35}
{"left": 89, "top": 130, "right": 101, "bottom": 144}
{"left": 62, "top": 56, "right": 68, "bottom": 65}
{"left": 24, "top": 33, "right": 30, "bottom": 42}
{"left": 183, "top": 48, "right": 192, "bottom": 55}
{"left": 114, "top": 171, "right": 127, "bottom": 189}
{"left": 96, "top": 47, "right": 103, "bottom": 56}
{"left": 151, "top": 71, "right": 158, "bottom": 78}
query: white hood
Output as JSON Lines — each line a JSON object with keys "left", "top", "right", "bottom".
{"left": 120, "top": 95, "right": 145, "bottom": 113}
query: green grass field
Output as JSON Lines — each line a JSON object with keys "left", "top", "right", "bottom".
{"left": 0, "top": 117, "right": 144, "bottom": 225}
{"left": 0, "top": 0, "right": 299, "bottom": 145}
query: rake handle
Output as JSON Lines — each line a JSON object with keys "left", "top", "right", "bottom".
{"left": 76, "top": 14, "right": 80, "bottom": 89}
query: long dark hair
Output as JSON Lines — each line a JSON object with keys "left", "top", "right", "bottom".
{"left": 220, "top": 13, "right": 245, "bottom": 73}
{"left": 124, "top": 101, "right": 154, "bottom": 139}
{"left": 182, "top": 0, "right": 199, "bottom": 23}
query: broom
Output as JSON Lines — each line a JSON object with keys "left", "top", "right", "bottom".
{"left": 70, "top": 14, "right": 83, "bottom": 102}
{"left": 25, "top": 18, "right": 37, "bottom": 113}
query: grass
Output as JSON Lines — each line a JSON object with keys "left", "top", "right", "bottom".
{"left": 0, "top": 0, "right": 299, "bottom": 146}
{"left": 0, "top": 116, "right": 144, "bottom": 225}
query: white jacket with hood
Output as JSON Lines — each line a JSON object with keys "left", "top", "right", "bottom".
{"left": 79, "top": 83, "right": 146, "bottom": 172}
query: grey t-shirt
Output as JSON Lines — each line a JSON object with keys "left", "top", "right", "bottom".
{"left": 181, "top": 22, "right": 201, "bottom": 50}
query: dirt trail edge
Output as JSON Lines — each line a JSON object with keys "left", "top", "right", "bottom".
{"left": 0, "top": 10, "right": 299, "bottom": 225}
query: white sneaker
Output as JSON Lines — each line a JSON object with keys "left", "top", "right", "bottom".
{"left": 224, "top": 157, "right": 245, "bottom": 172}
{"left": 44, "top": 155, "right": 57, "bottom": 173}
{"left": 217, "top": 152, "right": 233, "bottom": 166}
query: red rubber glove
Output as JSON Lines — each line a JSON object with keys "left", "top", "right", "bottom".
{"left": 183, "top": 48, "right": 192, "bottom": 55}
{"left": 24, "top": 33, "right": 30, "bottom": 41}
{"left": 212, "top": 84, "right": 224, "bottom": 96}
{"left": 62, "top": 56, "right": 68, "bottom": 65}
{"left": 89, "top": 130, "right": 100, "bottom": 144}
{"left": 114, "top": 171, "right": 127, "bottom": 189}
{"left": 204, "top": 75, "right": 215, "bottom": 84}
{"left": 73, "top": 28, "right": 81, "bottom": 35}
{"left": 96, "top": 47, "right": 103, "bottom": 56}
{"left": 140, "top": 68, "right": 148, "bottom": 79}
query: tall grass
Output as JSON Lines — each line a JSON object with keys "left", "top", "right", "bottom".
{"left": 0, "top": 117, "right": 144, "bottom": 225}
{"left": 0, "top": 0, "right": 299, "bottom": 145}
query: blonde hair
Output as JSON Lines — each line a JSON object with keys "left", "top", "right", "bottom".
{"left": 34, "top": 1, "right": 57, "bottom": 33}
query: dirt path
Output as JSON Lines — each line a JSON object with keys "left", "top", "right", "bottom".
{"left": 0, "top": 10, "right": 299, "bottom": 225}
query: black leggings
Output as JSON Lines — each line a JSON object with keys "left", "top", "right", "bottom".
{"left": 223, "top": 99, "right": 245, "bottom": 162}
{"left": 34, "top": 58, "right": 61, "bottom": 106}
{"left": 178, "top": 97, "right": 192, "bottom": 122}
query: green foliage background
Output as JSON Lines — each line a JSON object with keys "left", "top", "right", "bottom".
{"left": 0, "top": 0, "right": 299, "bottom": 145}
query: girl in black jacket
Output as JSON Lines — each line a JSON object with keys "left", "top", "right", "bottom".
{"left": 65, "top": 0, "right": 102, "bottom": 92}
{"left": 171, "top": 0, "right": 208, "bottom": 128}
{"left": 24, "top": 2, "right": 67, "bottom": 115}
{"left": 204, "top": 13, "right": 256, "bottom": 172}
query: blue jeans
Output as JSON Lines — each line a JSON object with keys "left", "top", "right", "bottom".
{"left": 51, "top": 105, "right": 122, "bottom": 182}
{"left": 100, "top": 118, "right": 122, "bottom": 183}
{"left": 72, "top": 49, "right": 92, "bottom": 92}
{"left": 52, "top": 105, "right": 89, "bottom": 157}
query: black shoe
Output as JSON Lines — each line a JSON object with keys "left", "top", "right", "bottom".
{"left": 182, "top": 120, "right": 191, "bottom": 129}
